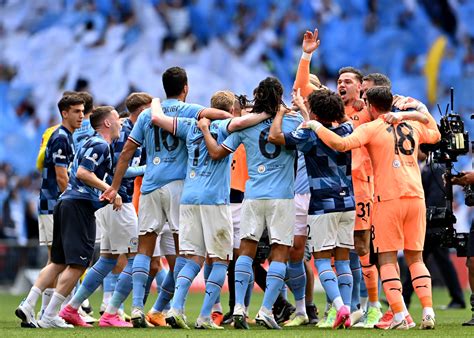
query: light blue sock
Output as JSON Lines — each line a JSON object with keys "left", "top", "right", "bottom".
{"left": 315, "top": 258, "right": 340, "bottom": 303}
{"left": 173, "top": 256, "right": 187, "bottom": 281}
{"left": 155, "top": 268, "right": 167, "bottom": 291}
{"left": 199, "top": 262, "right": 228, "bottom": 318}
{"left": 262, "top": 261, "right": 286, "bottom": 310}
{"left": 204, "top": 262, "right": 212, "bottom": 282}
{"left": 171, "top": 260, "right": 201, "bottom": 311}
{"left": 335, "top": 259, "right": 353, "bottom": 307}
{"left": 234, "top": 255, "right": 253, "bottom": 306}
{"left": 288, "top": 260, "right": 306, "bottom": 302}
{"left": 152, "top": 270, "right": 175, "bottom": 312}
{"left": 108, "top": 258, "right": 134, "bottom": 312}
{"left": 103, "top": 272, "right": 119, "bottom": 294}
{"left": 143, "top": 273, "right": 155, "bottom": 305}
{"left": 132, "top": 254, "right": 151, "bottom": 308}
{"left": 70, "top": 257, "right": 117, "bottom": 309}
{"left": 244, "top": 272, "right": 254, "bottom": 308}
{"left": 349, "top": 252, "right": 361, "bottom": 311}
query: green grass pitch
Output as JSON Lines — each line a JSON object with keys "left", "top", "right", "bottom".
{"left": 0, "top": 289, "right": 473, "bottom": 336}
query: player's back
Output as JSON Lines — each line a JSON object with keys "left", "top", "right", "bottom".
{"left": 39, "top": 125, "right": 75, "bottom": 215}
{"left": 73, "top": 119, "right": 95, "bottom": 153}
{"left": 223, "top": 114, "right": 303, "bottom": 199}
{"left": 361, "top": 117, "right": 435, "bottom": 201}
{"left": 128, "top": 99, "right": 204, "bottom": 194}
{"left": 177, "top": 117, "right": 232, "bottom": 205}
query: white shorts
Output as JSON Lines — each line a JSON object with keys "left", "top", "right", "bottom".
{"left": 240, "top": 199, "right": 295, "bottom": 247}
{"left": 38, "top": 214, "right": 54, "bottom": 246}
{"left": 307, "top": 211, "right": 355, "bottom": 252}
{"left": 96, "top": 203, "right": 139, "bottom": 254}
{"left": 153, "top": 223, "right": 176, "bottom": 257}
{"left": 231, "top": 203, "right": 242, "bottom": 250}
{"left": 138, "top": 180, "right": 183, "bottom": 235}
{"left": 179, "top": 204, "right": 233, "bottom": 260}
{"left": 294, "top": 193, "right": 310, "bottom": 236}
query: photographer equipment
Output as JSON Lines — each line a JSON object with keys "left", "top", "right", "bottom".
{"left": 423, "top": 88, "right": 471, "bottom": 256}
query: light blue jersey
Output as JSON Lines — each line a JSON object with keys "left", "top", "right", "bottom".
{"left": 294, "top": 151, "right": 310, "bottom": 194}
{"left": 128, "top": 99, "right": 204, "bottom": 194}
{"left": 222, "top": 114, "right": 303, "bottom": 199}
{"left": 73, "top": 119, "right": 95, "bottom": 153}
{"left": 175, "top": 117, "right": 232, "bottom": 205}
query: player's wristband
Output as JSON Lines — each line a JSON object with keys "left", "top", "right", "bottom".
{"left": 302, "top": 52, "right": 312, "bottom": 61}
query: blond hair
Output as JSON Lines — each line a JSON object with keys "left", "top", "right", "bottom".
{"left": 210, "top": 90, "right": 235, "bottom": 112}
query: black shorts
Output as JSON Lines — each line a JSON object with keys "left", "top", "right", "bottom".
{"left": 51, "top": 199, "right": 96, "bottom": 267}
{"left": 468, "top": 219, "right": 474, "bottom": 258}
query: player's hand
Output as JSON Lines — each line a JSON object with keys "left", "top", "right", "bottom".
{"left": 302, "top": 29, "right": 320, "bottom": 54}
{"left": 113, "top": 195, "right": 122, "bottom": 211}
{"left": 393, "top": 95, "right": 420, "bottom": 111}
{"left": 451, "top": 171, "right": 474, "bottom": 186}
{"left": 303, "top": 120, "right": 323, "bottom": 131}
{"left": 100, "top": 186, "right": 118, "bottom": 203}
{"left": 151, "top": 97, "right": 164, "bottom": 124}
{"left": 197, "top": 117, "right": 211, "bottom": 131}
{"left": 352, "top": 98, "right": 365, "bottom": 112}
{"left": 384, "top": 112, "right": 403, "bottom": 124}
{"left": 292, "top": 88, "right": 305, "bottom": 110}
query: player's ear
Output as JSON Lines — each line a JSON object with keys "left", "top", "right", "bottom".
{"left": 104, "top": 118, "right": 111, "bottom": 128}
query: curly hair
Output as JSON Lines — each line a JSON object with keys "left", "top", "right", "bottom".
{"left": 251, "top": 77, "right": 284, "bottom": 116}
{"left": 308, "top": 89, "right": 345, "bottom": 123}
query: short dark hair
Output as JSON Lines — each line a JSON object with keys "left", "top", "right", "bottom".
{"left": 119, "top": 111, "right": 131, "bottom": 119}
{"left": 126, "top": 92, "right": 153, "bottom": 113}
{"left": 308, "top": 89, "right": 345, "bottom": 123}
{"left": 162, "top": 67, "right": 188, "bottom": 97}
{"left": 366, "top": 86, "right": 393, "bottom": 112}
{"left": 90, "top": 106, "right": 114, "bottom": 130}
{"left": 362, "top": 73, "right": 392, "bottom": 89}
{"left": 57, "top": 94, "right": 84, "bottom": 117}
{"left": 76, "top": 91, "right": 94, "bottom": 115}
{"left": 338, "top": 67, "right": 364, "bottom": 83}
{"left": 251, "top": 77, "right": 284, "bottom": 116}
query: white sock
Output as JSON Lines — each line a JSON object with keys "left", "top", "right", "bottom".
{"left": 44, "top": 292, "right": 66, "bottom": 318}
{"left": 369, "top": 301, "right": 381, "bottom": 309}
{"left": 105, "top": 302, "right": 119, "bottom": 315}
{"left": 393, "top": 311, "right": 405, "bottom": 322}
{"left": 332, "top": 297, "right": 344, "bottom": 311}
{"left": 402, "top": 302, "right": 409, "bottom": 317}
{"left": 41, "top": 288, "right": 54, "bottom": 312}
{"left": 422, "top": 307, "right": 435, "bottom": 318}
{"left": 103, "top": 292, "right": 112, "bottom": 306}
{"left": 360, "top": 296, "right": 368, "bottom": 312}
{"left": 295, "top": 298, "right": 306, "bottom": 315}
{"left": 212, "top": 302, "right": 223, "bottom": 313}
{"left": 26, "top": 286, "right": 42, "bottom": 308}
{"left": 61, "top": 290, "right": 74, "bottom": 310}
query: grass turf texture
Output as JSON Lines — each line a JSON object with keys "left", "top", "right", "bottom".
{"left": 0, "top": 288, "right": 472, "bottom": 336}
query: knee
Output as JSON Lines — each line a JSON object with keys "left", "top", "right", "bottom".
{"left": 354, "top": 242, "right": 369, "bottom": 256}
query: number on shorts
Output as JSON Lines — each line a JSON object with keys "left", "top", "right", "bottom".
{"left": 306, "top": 224, "right": 311, "bottom": 239}
{"left": 386, "top": 123, "right": 415, "bottom": 155}
{"left": 258, "top": 127, "right": 281, "bottom": 159}
{"left": 356, "top": 202, "right": 371, "bottom": 218}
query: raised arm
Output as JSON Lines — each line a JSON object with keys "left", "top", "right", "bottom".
{"left": 268, "top": 106, "right": 286, "bottom": 146}
{"left": 198, "top": 118, "right": 232, "bottom": 160}
{"left": 294, "top": 29, "right": 320, "bottom": 98}
{"left": 227, "top": 112, "right": 271, "bottom": 133}
{"left": 150, "top": 98, "right": 174, "bottom": 133}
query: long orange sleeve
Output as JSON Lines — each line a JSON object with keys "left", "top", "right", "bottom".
{"left": 294, "top": 57, "right": 318, "bottom": 98}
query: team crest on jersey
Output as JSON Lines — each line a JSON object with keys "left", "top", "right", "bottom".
{"left": 392, "top": 159, "right": 401, "bottom": 168}
{"left": 85, "top": 153, "right": 99, "bottom": 165}
{"left": 189, "top": 170, "right": 196, "bottom": 179}
{"left": 257, "top": 165, "right": 266, "bottom": 173}
{"left": 153, "top": 156, "right": 161, "bottom": 165}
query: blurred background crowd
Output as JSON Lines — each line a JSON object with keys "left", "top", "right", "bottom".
{"left": 0, "top": 0, "right": 473, "bottom": 284}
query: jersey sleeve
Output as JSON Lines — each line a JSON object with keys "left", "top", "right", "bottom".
{"left": 317, "top": 121, "right": 374, "bottom": 151}
{"left": 221, "top": 131, "right": 241, "bottom": 153}
{"left": 183, "top": 103, "right": 205, "bottom": 119}
{"left": 416, "top": 121, "right": 441, "bottom": 145}
{"left": 215, "top": 118, "right": 232, "bottom": 140}
{"left": 284, "top": 128, "right": 313, "bottom": 152}
{"left": 79, "top": 143, "right": 109, "bottom": 173}
{"left": 175, "top": 117, "right": 194, "bottom": 139}
{"left": 293, "top": 57, "right": 318, "bottom": 98}
{"left": 128, "top": 111, "right": 147, "bottom": 145}
{"left": 51, "top": 136, "right": 70, "bottom": 168}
